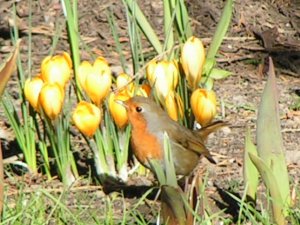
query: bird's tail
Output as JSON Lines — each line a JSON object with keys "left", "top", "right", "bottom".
{"left": 198, "top": 121, "right": 229, "bottom": 140}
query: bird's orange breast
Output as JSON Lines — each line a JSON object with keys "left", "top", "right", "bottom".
{"left": 130, "top": 115, "right": 163, "bottom": 166}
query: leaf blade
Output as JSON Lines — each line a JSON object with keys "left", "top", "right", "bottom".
{"left": 124, "top": 0, "right": 162, "bottom": 54}
{"left": 243, "top": 127, "right": 259, "bottom": 201}
{"left": 206, "top": 0, "right": 233, "bottom": 59}
{"left": 256, "top": 57, "right": 290, "bottom": 206}
{"left": 248, "top": 153, "right": 286, "bottom": 225}
{"left": 0, "top": 39, "right": 21, "bottom": 97}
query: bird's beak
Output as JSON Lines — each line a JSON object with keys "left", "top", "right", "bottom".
{"left": 115, "top": 99, "right": 128, "bottom": 109}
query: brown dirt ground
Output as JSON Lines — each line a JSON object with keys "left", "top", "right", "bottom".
{"left": 0, "top": 0, "right": 299, "bottom": 223}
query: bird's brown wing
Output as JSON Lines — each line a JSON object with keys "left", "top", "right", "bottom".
{"left": 184, "top": 138, "right": 216, "bottom": 164}
{"left": 167, "top": 122, "right": 216, "bottom": 163}
{"left": 184, "top": 121, "right": 228, "bottom": 162}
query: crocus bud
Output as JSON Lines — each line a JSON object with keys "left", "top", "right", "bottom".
{"left": 108, "top": 92, "right": 130, "bottom": 129}
{"left": 181, "top": 36, "right": 205, "bottom": 89}
{"left": 190, "top": 88, "right": 217, "bottom": 126}
{"left": 146, "top": 60, "right": 179, "bottom": 104}
{"left": 78, "top": 60, "right": 92, "bottom": 90}
{"left": 146, "top": 60, "right": 157, "bottom": 86}
{"left": 72, "top": 101, "right": 101, "bottom": 137}
{"left": 135, "top": 84, "right": 151, "bottom": 97}
{"left": 41, "top": 52, "right": 72, "bottom": 88}
{"left": 165, "top": 91, "right": 184, "bottom": 121}
{"left": 38, "top": 83, "right": 64, "bottom": 120}
{"left": 116, "top": 73, "right": 134, "bottom": 96}
{"left": 24, "top": 75, "right": 44, "bottom": 111}
{"left": 84, "top": 57, "right": 112, "bottom": 106}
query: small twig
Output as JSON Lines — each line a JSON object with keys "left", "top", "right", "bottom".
{"left": 16, "top": 25, "right": 97, "bottom": 43}
{"left": 282, "top": 128, "right": 300, "bottom": 133}
{"left": 3, "top": 154, "right": 23, "bottom": 164}
{"left": 240, "top": 45, "right": 265, "bottom": 51}
{"left": 210, "top": 152, "right": 229, "bottom": 159}
{"left": 7, "top": 185, "right": 104, "bottom": 196}
{"left": 279, "top": 69, "right": 299, "bottom": 78}
{"left": 201, "top": 36, "right": 256, "bottom": 44}
{"left": 216, "top": 54, "right": 257, "bottom": 63}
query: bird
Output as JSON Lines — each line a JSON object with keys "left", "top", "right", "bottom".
{"left": 120, "top": 96, "right": 227, "bottom": 176}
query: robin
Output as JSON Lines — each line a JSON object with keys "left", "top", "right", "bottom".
{"left": 120, "top": 96, "right": 226, "bottom": 176}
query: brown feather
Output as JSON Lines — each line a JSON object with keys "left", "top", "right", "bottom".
{"left": 124, "top": 96, "right": 227, "bottom": 175}
{"left": 198, "top": 121, "right": 229, "bottom": 140}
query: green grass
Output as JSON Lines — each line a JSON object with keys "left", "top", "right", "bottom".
{"left": 1, "top": 173, "right": 299, "bottom": 224}
{"left": 1, "top": 178, "right": 158, "bottom": 225}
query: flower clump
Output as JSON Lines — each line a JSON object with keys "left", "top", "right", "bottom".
{"left": 25, "top": 35, "right": 219, "bottom": 138}
{"left": 146, "top": 59, "right": 183, "bottom": 121}
{"left": 108, "top": 73, "right": 150, "bottom": 129}
{"left": 77, "top": 58, "right": 152, "bottom": 132}
{"left": 24, "top": 52, "right": 72, "bottom": 119}
{"left": 144, "top": 36, "right": 218, "bottom": 125}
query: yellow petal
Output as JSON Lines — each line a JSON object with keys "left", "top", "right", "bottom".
{"left": 190, "top": 89, "right": 217, "bottom": 126}
{"left": 135, "top": 84, "right": 151, "bottom": 97}
{"left": 181, "top": 36, "right": 205, "bottom": 89}
{"left": 146, "top": 60, "right": 179, "bottom": 105}
{"left": 41, "top": 52, "right": 72, "bottom": 88}
{"left": 39, "top": 83, "right": 64, "bottom": 120}
{"left": 24, "top": 75, "right": 44, "bottom": 111}
{"left": 83, "top": 57, "right": 112, "bottom": 106}
{"left": 166, "top": 60, "right": 179, "bottom": 89}
{"left": 116, "top": 73, "right": 134, "bottom": 96}
{"left": 72, "top": 101, "right": 101, "bottom": 137}
{"left": 78, "top": 61, "right": 93, "bottom": 90}
{"left": 93, "top": 57, "right": 111, "bottom": 75}
{"left": 108, "top": 92, "right": 130, "bottom": 128}
{"left": 146, "top": 60, "right": 157, "bottom": 86}
{"left": 85, "top": 71, "right": 111, "bottom": 106}
{"left": 165, "top": 91, "right": 184, "bottom": 121}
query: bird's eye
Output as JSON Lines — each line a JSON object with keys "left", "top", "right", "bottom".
{"left": 135, "top": 106, "right": 143, "bottom": 113}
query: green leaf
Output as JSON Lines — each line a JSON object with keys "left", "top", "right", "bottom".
{"left": 0, "top": 39, "right": 20, "bottom": 97}
{"left": 201, "top": 77, "right": 214, "bottom": 90}
{"left": 161, "top": 185, "right": 191, "bottom": 225}
{"left": 177, "top": 0, "right": 192, "bottom": 38}
{"left": 149, "top": 132, "right": 178, "bottom": 187}
{"left": 62, "top": 0, "right": 81, "bottom": 99}
{"left": 208, "top": 68, "right": 231, "bottom": 80}
{"left": 163, "top": 0, "right": 175, "bottom": 57}
{"left": 107, "top": 10, "right": 128, "bottom": 72}
{"left": 207, "top": 0, "right": 233, "bottom": 59}
{"left": 243, "top": 127, "right": 259, "bottom": 201}
{"left": 203, "top": 58, "right": 216, "bottom": 76}
{"left": 163, "top": 132, "right": 177, "bottom": 187}
{"left": 149, "top": 159, "right": 166, "bottom": 185}
{"left": 256, "top": 57, "right": 290, "bottom": 206}
{"left": 248, "top": 153, "right": 286, "bottom": 225}
{"left": 124, "top": 0, "right": 162, "bottom": 54}
{"left": 170, "top": 0, "right": 192, "bottom": 40}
